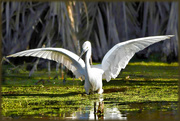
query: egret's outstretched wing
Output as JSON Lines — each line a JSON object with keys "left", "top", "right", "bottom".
{"left": 101, "top": 35, "right": 174, "bottom": 82}
{"left": 7, "top": 48, "right": 85, "bottom": 79}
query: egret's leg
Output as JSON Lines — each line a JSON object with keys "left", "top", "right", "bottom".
{"left": 98, "top": 88, "right": 104, "bottom": 94}
{"left": 97, "top": 79, "right": 103, "bottom": 94}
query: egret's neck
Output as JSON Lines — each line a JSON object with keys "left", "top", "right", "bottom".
{"left": 85, "top": 48, "right": 92, "bottom": 72}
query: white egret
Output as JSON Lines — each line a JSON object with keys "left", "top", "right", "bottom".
{"left": 7, "top": 35, "right": 174, "bottom": 94}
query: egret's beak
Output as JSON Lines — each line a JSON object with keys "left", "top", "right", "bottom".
{"left": 78, "top": 50, "right": 85, "bottom": 61}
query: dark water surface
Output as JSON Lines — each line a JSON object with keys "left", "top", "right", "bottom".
{"left": 63, "top": 101, "right": 178, "bottom": 120}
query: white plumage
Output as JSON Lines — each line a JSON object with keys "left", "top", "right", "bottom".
{"left": 7, "top": 35, "right": 174, "bottom": 94}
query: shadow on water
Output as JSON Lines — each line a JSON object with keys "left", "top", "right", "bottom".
{"left": 104, "top": 87, "right": 127, "bottom": 93}
{"left": 2, "top": 92, "right": 80, "bottom": 97}
{"left": 103, "top": 80, "right": 178, "bottom": 86}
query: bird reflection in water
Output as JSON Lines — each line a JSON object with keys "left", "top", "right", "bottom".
{"left": 71, "top": 95, "right": 127, "bottom": 120}
{"left": 91, "top": 97, "right": 127, "bottom": 120}
{"left": 92, "top": 100, "right": 104, "bottom": 120}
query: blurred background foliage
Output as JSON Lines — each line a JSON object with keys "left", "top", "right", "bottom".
{"left": 1, "top": 1, "right": 179, "bottom": 67}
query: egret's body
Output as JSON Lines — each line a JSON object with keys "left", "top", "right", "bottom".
{"left": 7, "top": 35, "right": 174, "bottom": 94}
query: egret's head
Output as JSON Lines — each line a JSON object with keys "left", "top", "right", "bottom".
{"left": 82, "top": 41, "right": 91, "bottom": 52}
{"left": 79, "top": 41, "right": 91, "bottom": 61}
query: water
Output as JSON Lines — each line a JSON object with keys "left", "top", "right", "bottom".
{"left": 44, "top": 101, "right": 178, "bottom": 120}
{"left": 2, "top": 86, "right": 178, "bottom": 120}
{"left": 70, "top": 102, "right": 127, "bottom": 120}
{"left": 2, "top": 97, "right": 178, "bottom": 120}
{"left": 65, "top": 100, "right": 178, "bottom": 120}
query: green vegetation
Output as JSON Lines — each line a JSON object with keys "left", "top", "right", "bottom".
{"left": 2, "top": 62, "right": 179, "bottom": 119}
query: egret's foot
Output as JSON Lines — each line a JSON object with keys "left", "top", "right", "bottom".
{"left": 98, "top": 88, "right": 104, "bottom": 94}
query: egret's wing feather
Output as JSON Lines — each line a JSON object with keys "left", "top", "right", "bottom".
{"left": 101, "top": 35, "right": 174, "bottom": 82}
{"left": 7, "top": 48, "right": 85, "bottom": 79}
